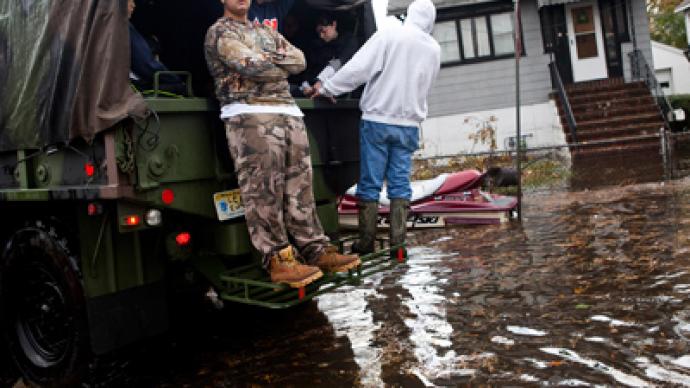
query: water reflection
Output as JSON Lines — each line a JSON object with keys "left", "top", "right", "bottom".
{"left": 317, "top": 275, "right": 385, "bottom": 386}
{"left": 400, "top": 247, "right": 459, "bottom": 383}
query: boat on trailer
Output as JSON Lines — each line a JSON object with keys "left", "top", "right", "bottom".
{"left": 338, "top": 169, "right": 518, "bottom": 228}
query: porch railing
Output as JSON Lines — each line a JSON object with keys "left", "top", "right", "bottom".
{"left": 549, "top": 61, "right": 578, "bottom": 143}
{"left": 628, "top": 49, "right": 672, "bottom": 130}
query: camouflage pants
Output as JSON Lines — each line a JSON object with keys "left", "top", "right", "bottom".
{"left": 224, "top": 113, "right": 330, "bottom": 268}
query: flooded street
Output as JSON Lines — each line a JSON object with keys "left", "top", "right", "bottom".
{"left": 144, "top": 177, "right": 690, "bottom": 387}
{"left": 4, "top": 175, "right": 690, "bottom": 386}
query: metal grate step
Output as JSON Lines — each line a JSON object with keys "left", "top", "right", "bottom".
{"left": 218, "top": 241, "right": 405, "bottom": 309}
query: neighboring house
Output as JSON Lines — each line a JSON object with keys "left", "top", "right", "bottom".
{"left": 388, "top": 0, "right": 663, "bottom": 158}
{"left": 652, "top": 40, "right": 690, "bottom": 95}
{"left": 676, "top": 0, "right": 690, "bottom": 57}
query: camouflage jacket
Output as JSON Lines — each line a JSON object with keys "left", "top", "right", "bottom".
{"left": 204, "top": 17, "right": 306, "bottom": 106}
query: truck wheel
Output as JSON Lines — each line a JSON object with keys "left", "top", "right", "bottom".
{"left": 0, "top": 226, "right": 89, "bottom": 387}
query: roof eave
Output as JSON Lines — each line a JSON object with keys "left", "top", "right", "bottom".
{"left": 387, "top": 0, "right": 501, "bottom": 15}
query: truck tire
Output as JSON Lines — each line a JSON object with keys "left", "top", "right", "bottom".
{"left": 0, "top": 225, "right": 89, "bottom": 387}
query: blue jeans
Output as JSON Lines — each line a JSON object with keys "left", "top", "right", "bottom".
{"left": 356, "top": 120, "right": 419, "bottom": 202}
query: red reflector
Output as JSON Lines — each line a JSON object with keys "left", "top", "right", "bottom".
{"left": 175, "top": 232, "right": 191, "bottom": 246}
{"left": 87, "top": 203, "right": 99, "bottom": 216}
{"left": 161, "top": 189, "right": 175, "bottom": 205}
{"left": 298, "top": 287, "right": 306, "bottom": 300}
{"left": 84, "top": 162, "right": 95, "bottom": 177}
{"left": 124, "top": 215, "right": 141, "bottom": 226}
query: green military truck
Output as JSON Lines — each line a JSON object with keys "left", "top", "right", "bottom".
{"left": 0, "top": 0, "right": 400, "bottom": 385}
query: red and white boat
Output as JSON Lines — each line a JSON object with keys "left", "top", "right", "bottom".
{"left": 338, "top": 169, "right": 517, "bottom": 228}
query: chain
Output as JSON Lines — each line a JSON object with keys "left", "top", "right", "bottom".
{"left": 116, "top": 126, "right": 136, "bottom": 174}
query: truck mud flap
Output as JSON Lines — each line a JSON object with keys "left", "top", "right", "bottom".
{"left": 218, "top": 242, "right": 406, "bottom": 309}
{"left": 86, "top": 281, "right": 168, "bottom": 355}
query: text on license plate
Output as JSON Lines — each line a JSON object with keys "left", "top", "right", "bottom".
{"left": 213, "top": 189, "right": 245, "bottom": 221}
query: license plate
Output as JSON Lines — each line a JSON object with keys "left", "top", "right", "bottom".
{"left": 213, "top": 189, "right": 245, "bottom": 221}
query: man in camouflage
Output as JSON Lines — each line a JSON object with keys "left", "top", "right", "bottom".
{"left": 205, "top": 0, "right": 360, "bottom": 288}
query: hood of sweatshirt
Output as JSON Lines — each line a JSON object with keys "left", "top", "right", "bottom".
{"left": 404, "top": 0, "right": 436, "bottom": 34}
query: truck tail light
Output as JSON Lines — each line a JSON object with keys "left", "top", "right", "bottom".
{"left": 161, "top": 189, "right": 175, "bottom": 205}
{"left": 87, "top": 202, "right": 103, "bottom": 216}
{"left": 123, "top": 215, "right": 141, "bottom": 226}
{"left": 175, "top": 232, "right": 191, "bottom": 246}
{"left": 84, "top": 162, "right": 95, "bottom": 177}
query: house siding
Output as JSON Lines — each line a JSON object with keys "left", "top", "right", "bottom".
{"left": 427, "top": 0, "right": 552, "bottom": 118}
{"left": 414, "top": 0, "right": 656, "bottom": 158}
{"left": 652, "top": 41, "right": 690, "bottom": 95}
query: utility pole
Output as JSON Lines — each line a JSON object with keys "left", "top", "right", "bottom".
{"left": 514, "top": 0, "right": 523, "bottom": 221}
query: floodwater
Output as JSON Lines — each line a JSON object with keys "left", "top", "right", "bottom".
{"left": 147, "top": 177, "right": 690, "bottom": 386}
{"left": 5, "top": 165, "right": 690, "bottom": 386}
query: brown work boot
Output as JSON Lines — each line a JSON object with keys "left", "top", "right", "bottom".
{"left": 269, "top": 246, "right": 323, "bottom": 288}
{"left": 313, "top": 246, "right": 362, "bottom": 273}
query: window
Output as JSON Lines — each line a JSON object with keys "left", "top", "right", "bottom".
{"left": 491, "top": 13, "right": 514, "bottom": 55}
{"left": 460, "top": 17, "right": 491, "bottom": 59}
{"left": 656, "top": 68, "right": 672, "bottom": 95}
{"left": 434, "top": 21, "right": 461, "bottom": 63}
{"left": 459, "top": 19, "right": 474, "bottom": 58}
{"left": 433, "top": 11, "right": 518, "bottom": 66}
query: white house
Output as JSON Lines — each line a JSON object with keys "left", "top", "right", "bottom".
{"left": 388, "top": 0, "right": 662, "bottom": 158}
{"left": 652, "top": 40, "right": 690, "bottom": 95}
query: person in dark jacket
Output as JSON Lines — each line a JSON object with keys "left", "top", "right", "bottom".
{"left": 128, "top": 0, "right": 185, "bottom": 95}
{"left": 248, "top": 0, "right": 295, "bottom": 33}
{"left": 302, "top": 14, "right": 359, "bottom": 96}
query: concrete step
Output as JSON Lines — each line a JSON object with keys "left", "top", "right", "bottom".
{"left": 567, "top": 88, "right": 651, "bottom": 106}
{"left": 565, "top": 77, "right": 625, "bottom": 91}
{"left": 556, "top": 96, "right": 657, "bottom": 116}
{"left": 574, "top": 112, "right": 664, "bottom": 132}
{"left": 569, "top": 137, "right": 661, "bottom": 157}
{"left": 565, "top": 79, "right": 645, "bottom": 96}
{"left": 566, "top": 123, "right": 661, "bottom": 142}
{"left": 555, "top": 102, "right": 659, "bottom": 122}
{"left": 553, "top": 80, "right": 665, "bottom": 157}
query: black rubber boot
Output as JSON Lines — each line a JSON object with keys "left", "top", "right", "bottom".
{"left": 351, "top": 200, "right": 378, "bottom": 254}
{"left": 389, "top": 198, "right": 409, "bottom": 259}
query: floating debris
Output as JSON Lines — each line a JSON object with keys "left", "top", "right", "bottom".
{"left": 491, "top": 336, "right": 515, "bottom": 346}
{"left": 506, "top": 326, "right": 547, "bottom": 336}
{"left": 540, "top": 348, "right": 650, "bottom": 387}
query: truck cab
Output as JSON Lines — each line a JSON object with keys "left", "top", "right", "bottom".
{"left": 0, "top": 1, "right": 401, "bottom": 385}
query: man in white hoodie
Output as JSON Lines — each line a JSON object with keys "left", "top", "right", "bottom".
{"left": 313, "top": 0, "right": 441, "bottom": 255}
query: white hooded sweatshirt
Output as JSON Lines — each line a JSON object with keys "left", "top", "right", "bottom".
{"left": 320, "top": 0, "right": 441, "bottom": 127}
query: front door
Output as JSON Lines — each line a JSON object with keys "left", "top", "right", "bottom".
{"left": 565, "top": 0, "right": 608, "bottom": 82}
